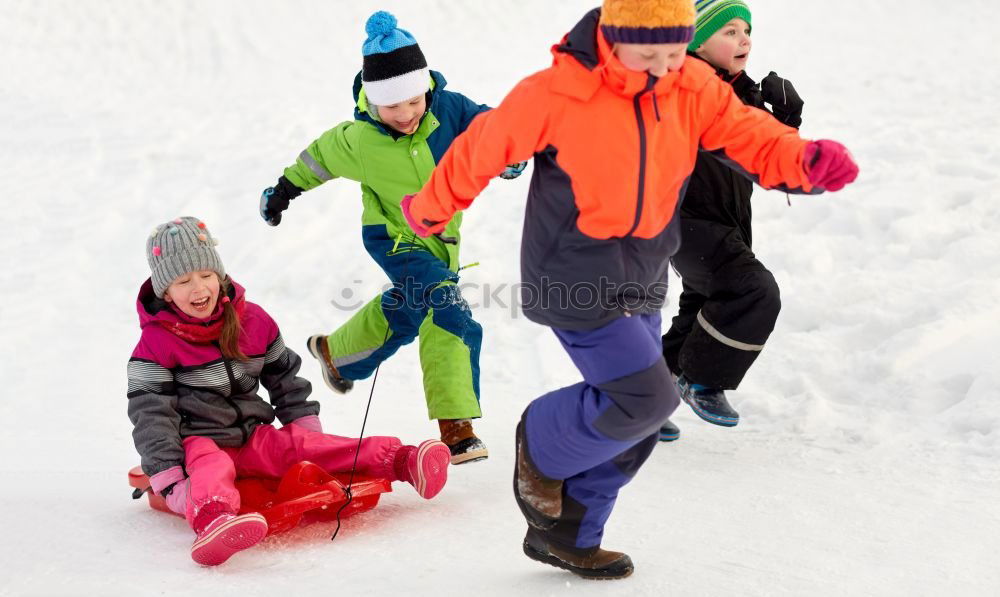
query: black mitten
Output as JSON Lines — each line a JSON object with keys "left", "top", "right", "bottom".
{"left": 259, "top": 176, "right": 303, "bottom": 226}
{"left": 761, "top": 71, "right": 804, "bottom": 128}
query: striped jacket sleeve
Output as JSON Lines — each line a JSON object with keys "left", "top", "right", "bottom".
{"left": 127, "top": 350, "right": 183, "bottom": 477}
{"left": 283, "top": 121, "right": 366, "bottom": 191}
{"left": 259, "top": 328, "right": 319, "bottom": 426}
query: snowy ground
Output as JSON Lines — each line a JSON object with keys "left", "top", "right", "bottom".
{"left": 2, "top": 1, "right": 998, "bottom": 595}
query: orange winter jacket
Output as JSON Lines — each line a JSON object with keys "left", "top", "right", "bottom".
{"left": 411, "top": 8, "right": 820, "bottom": 330}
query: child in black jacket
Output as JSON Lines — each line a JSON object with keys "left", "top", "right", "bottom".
{"left": 661, "top": 0, "right": 806, "bottom": 439}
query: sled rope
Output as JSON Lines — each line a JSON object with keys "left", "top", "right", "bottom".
{"left": 332, "top": 232, "right": 419, "bottom": 541}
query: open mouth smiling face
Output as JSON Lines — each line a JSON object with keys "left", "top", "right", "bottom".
{"left": 164, "top": 270, "right": 221, "bottom": 319}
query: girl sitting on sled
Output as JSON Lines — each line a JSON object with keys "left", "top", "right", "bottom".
{"left": 127, "top": 216, "right": 450, "bottom": 566}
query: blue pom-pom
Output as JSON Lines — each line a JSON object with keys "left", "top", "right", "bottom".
{"left": 365, "top": 11, "right": 397, "bottom": 37}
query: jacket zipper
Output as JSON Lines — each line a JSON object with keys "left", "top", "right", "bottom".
{"left": 628, "top": 75, "right": 657, "bottom": 237}
{"left": 619, "top": 75, "right": 658, "bottom": 316}
{"left": 215, "top": 343, "right": 248, "bottom": 444}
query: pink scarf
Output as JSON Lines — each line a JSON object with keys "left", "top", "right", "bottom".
{"left": 159, "top": 294, "right": 246, "bottom": 344}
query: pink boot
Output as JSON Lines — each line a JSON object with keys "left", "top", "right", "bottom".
{"left": 190, "top": 502, "right": 268, "bottom": 566}
{"left": 394, "top": 440, "right": 451, "bottom": 499}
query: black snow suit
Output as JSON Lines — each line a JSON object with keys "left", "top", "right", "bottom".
{"left": 662, "top": 56, "right": 804, "bottom": 390}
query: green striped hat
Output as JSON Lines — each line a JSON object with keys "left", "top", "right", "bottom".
{"left": 690, "top": 0, "right": 752, "bottom": 50}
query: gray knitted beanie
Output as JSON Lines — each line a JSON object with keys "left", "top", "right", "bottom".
{"left": 146, "top": 216, "right": 225, "bottom": 298}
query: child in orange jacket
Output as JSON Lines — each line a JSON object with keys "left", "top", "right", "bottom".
{"left": 402, "top": 0, "right": 857, "bottom": 580}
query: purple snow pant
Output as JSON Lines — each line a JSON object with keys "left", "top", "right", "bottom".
{"left": 524, "top": 313, "right": 680, "bottom": 550}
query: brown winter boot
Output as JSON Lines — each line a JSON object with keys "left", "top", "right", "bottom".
{"left": 514, "top": 420, "right": 562, "bottom": 529}
{"left": 306, "top": 334, "right": 354, "bottom": 394}
{"left": 438, "top": 418, "right": 488, "bottom": 465}
{"left": 522, "top": 527, "right": 634, "bottom": 580}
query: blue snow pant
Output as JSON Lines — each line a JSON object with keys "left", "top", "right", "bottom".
{"left": 524, "top": 312, "right": 680, "bottom": 550}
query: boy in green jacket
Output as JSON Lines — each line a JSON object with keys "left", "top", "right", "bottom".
{"left": 260, "top": 11, "right": 524, "bottom": 464}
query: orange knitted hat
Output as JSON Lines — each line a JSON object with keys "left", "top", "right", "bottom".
{"left": 600, "top": 0, "right": 696, "bottom": 44}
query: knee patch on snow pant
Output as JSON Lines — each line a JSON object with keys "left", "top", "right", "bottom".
{"left": 592, "top": 359, "right": 680, "bottom": 442}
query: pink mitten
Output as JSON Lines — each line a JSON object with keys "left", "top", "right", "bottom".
{"left": 150, "top": 466, "right": 188, "bottom": 515}
{"left": 804, "top": 140, "right": 859, "bottom": 192}
{"left": 400, "top": 194, "right": 447, "bottom": 237}
{"left": 291, "top": 415, "right": 323, "bottom": 434}
{"left": 164, "top": 481, "right": 188, "bottom": 515}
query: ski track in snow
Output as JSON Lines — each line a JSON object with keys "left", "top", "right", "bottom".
{"left": 2, "top": 1, "right": 997, "bottom": 595}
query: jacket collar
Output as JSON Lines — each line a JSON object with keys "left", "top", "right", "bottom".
{"left": 551, "top": 8, "right": 682, "bottom": 100}
{"left": 686, "top": 51, "right": 760, "bottom": 102}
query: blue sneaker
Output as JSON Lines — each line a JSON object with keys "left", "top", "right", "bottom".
{"left": 677, "top": 375, "right": 739, "bottom": 427}
{"left": 658, "top": 418, "right": 681, "bottom": 442}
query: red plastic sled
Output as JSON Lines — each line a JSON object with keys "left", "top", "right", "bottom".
{"left": 129, "top": 461, "right": 392, "bottom": 535}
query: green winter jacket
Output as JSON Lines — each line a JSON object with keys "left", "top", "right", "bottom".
{"left": 283, "top": 71, "right": 490, "bottom": 271}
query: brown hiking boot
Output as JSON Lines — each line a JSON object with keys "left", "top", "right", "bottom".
{"left": 513, "top": 420, "right": 562, "bottom": 530}
{"left": 306, "top": 334, "right": 353, "bottom": 394}
{"left": 438, "top": 419, "right": 488, "bottom": 465}
{"left": 522, "top": 527, "right": 634, "bottom": 580}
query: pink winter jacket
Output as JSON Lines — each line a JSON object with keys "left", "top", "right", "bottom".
{"left": 126, "top": 278, "right": 318, "bottom": 476}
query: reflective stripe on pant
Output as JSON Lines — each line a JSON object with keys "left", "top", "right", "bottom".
{"left": 663, "top": 218, "right": 780, "bottom": 389}
{"left": 179, "top": 423, "right": 401, "bottom": 529}
{"left": 326, "top": 226, "right": 482, "bottom": 420}
{"left": 524, "top": 313, "right": 679, "bottom": 550}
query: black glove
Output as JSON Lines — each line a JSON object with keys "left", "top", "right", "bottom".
{"left": 259, "top": 176, "right": 303, "bottom": 226}
{"left": 760, "top": 71, "right": 804, "bottom": 128}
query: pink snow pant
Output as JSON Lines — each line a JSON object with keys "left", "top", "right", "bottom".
{"left": 178, "top": 423, "right": 401, "bottom": 528}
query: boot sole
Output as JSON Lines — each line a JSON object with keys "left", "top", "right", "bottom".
{"left": 306, "top": 335, "right": 353, "bottom": 394}
{"left": 191, "top": 513, "right": 268, "bottom": 566}
{"left": 414, "top": 440, "right": 451, "bottom": 499}
{"left": 658, "top": 429, "right": 680, "bottom": 442}
{"left": 522, "top": 539, "right": 634, "bottom": 580}
{"left": 681, "top": 393, "right": 739, "bottom": 427}
{"left": 450, "top": 449, "right": 488, "bottom": 465}
{"left": 448, "top": 436, "right": 489, "bottom": 465}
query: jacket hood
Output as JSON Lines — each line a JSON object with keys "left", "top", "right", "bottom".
{"left": 136, "top": 276, "right": 244, "bottom": 330}
{"left": 352, "top": 69, "right": 449, "bottom": 136}
{"left": 554, "top": 8, "right": 603, "bottom": 70}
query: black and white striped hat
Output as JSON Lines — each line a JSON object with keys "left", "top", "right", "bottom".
{"left": 361, "top": 11, "right": 429, "bottom": 106}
